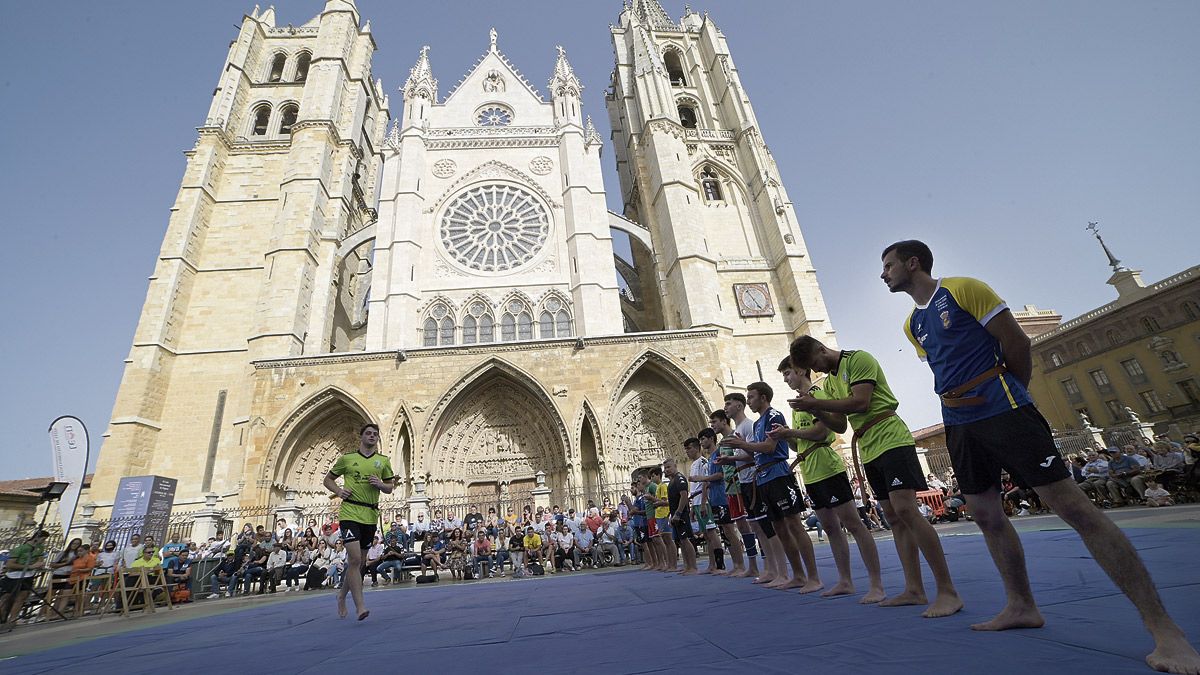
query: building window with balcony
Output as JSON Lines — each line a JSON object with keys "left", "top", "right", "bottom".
{"left": 1138, "top": 390, "right": 1166, "bottom": 414}
{"left": 1104, "top": 400, "right": 1126, "bottom": 423}
{"left": 1120, "top": 358, "right": 1147, "bottom": 384}
{"left": 1061, "top": 378, "right": 1082, "bottom": 401}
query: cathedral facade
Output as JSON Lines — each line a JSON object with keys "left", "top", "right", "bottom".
{"left": 90, "top": 0, "right": 836, "bottom": 514}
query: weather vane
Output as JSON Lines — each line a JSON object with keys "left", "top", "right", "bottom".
{"left": 1086, "top": 221, "right": 1127, "bottom": 273}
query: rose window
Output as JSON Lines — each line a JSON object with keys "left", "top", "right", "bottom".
{"left": 476, "top": 106, "right": 513, "bottom": 127}
{"left": 440, "top": 184, "right": 549, "bottom": 272}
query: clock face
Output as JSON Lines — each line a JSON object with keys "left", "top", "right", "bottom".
{"left": 733, "top": 283, "right": 774, "bottom": 317}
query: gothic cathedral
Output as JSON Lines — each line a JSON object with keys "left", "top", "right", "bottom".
{"left": 90, "top": 0, "right": 836, "bottom": 514}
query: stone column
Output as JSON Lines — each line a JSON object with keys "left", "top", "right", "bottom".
{"left": 407, "top": 477, "right": 430, "bottom": 523}
{"left": 69, "top": 503, "right": 103, "bottom": 545}
{"left": 275, "top": 489, "right": 305, "bottom": 531}
{"left": 915, "top": 447, "right": 932, "bottom": 477}
{"left": 190, "top": 493, "right": 227, "bottom": 542}
{"left": 531, "top": 470, "right": 551, "bottom": 511}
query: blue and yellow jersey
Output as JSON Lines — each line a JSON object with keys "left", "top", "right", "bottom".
{"left": 904, "top": 277, "right": 1031, "bottom": 425}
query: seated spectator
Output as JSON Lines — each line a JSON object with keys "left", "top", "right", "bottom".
{"left": 595, "top": 513, "right": 621, "bottom": 566}
{"left": 1151, "top": 441, "right": 1186, "bottom": 491}
{"left": 471, "top": 530, "right": 494, "bottom": 578}
{"left": 300, "top": 527, "right": 318, "bottom": 551}
{"left": 927, "top": 473, "right": 948, "bottom": 494}
{"left": 508, "top": 526, "right": 526, "bottom": 578}
{"left": 1082, "top": 450, "right": 1114, "bottom": 506}
{"left": 160, "top": 534, "right": 187, "bottom": 562}
{"left": 238, "top": 544, "right": 268, "bottom": 595}
{"left": 364, "top": 535, "right": 385, "bottom": 586}
{"left": 262, "top": 543, "right": 287, "bottom": 593}
{"left": 615, "top": 518, "right": 635, "bottom": 565}
{"left": 279, "top": 529, "right": 296, "bottom": 552}
{"left": 283, "top": 543, "right": 311, "bottom": 591}
{"left": 164, "top": 549, "right": 193, "bottom": 603}
{"left": 521, "top": 526, "right": 542, "bottom": 571}
{"left": 494, "top": 524, "right": 513, "bottom": 574}
{"left": 1143, "top": 479, "right": 1174, "bottom": 508}
{"left": 804, "top": 509, "right": 825, "bottom": 541}
{"left": 1107, "top": 447, "right": 1146, "bottom": 503}
{"left": 419, "top": 531, "right": 444, "bottom": 576}
{"left": 48, "top": 538, "right": 84, "bottom": 601}
{"left": 209, "top": 551, "right": 241, "bottom": 598}
{"left": 553, "top": 523, "right": 576, "bottom": 571}
{"left": 584, "top": 508, "right": 604, "bottom": 535}
{"left": 305, "top": 541, "right": 332, "bottom": 590}
{"left": 328, "top": 540, "right": 348, "bottom": 588}
{"left": 375, "top": 537, "right": 410, "bottom": 585}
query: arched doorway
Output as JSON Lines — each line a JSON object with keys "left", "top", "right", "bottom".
{"left": 266, "top": 388, "right": 373, "bottom": 504}
{"left": 608, "top": 352, "right": 709, "bottom": 480}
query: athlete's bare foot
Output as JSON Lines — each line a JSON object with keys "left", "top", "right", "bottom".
{"left": 752, "top": 573, "right": 776, "bottom": 585}
{"left": 766, "top": 576, "right": 791, "bottom": 589}
{"left": 859, "top": 587, "right": 886, "bottom": 604}
{"left": 728, "top": 567, "right": 746, "bottom": 577}
{"left": 879, "top": 590, "right": 926, "bottom": 607}
{"left": 336, "top": 596, "right": 348, "bottom": 619}
{"left": 798, "top": 579, "right": 824, "bottom": 594}
{"left": 921, "top": 591, "right": 964, "bottom": 618}
{"left": 357, "top": 610, "right": 370, "bottom": 621}
{"left": 680, "top": 568, "right": 699, "bottom": 576}
{"left": 1146, "top": 630, "right": 1200, "bottom": 674}
{"left": 780, "top": 577, "right": 809, "bottom": 591}
{"left": 821, "top": 581, "right": 855, "bottom": 597}
{"left": 970, "top": 604, "right": 1044, "bottom": 631}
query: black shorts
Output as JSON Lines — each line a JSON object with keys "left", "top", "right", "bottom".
{"left": 711, "top": 504, "right": 732, "bottom": 526}
{"left": 742, "top": 482, "right": 769, "bottom": 521}
{"left": 864, "top": 445, "right": 927, "bottom": 499}
{"left": 339, "top": 520, "right": 376, "bottom": 547}
{"left": 947, "top": 405, "right": 1072, "bottom": 495}
{"left": 671, "top": 514, "right": 697, "bottom": 545}
{"left": 635, "top": 526, "right": 649, "bottom": 544}
{"left": 762, "top": 475, "right": 803, "bottom": 520}
{"left": 807, "top": 472, "right": 855, "bottom": 510}
{"left": 0, "top": 575, "right": 35, "bottom": 594}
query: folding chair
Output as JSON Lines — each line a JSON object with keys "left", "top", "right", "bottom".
{"left": 137, "top": 568, "right": 175, "bottom": 614}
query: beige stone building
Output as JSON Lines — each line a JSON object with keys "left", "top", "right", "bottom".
{"left": 1026, "top": 228, "right": 1200, "bottom": 434}
{"left": 90, "top": 1, "right": 836, "bottom": 516}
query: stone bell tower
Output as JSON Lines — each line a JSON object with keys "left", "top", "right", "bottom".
{"left": 91, "top": 0, "right": 389, "bottom": 508}
{"left": 607, "top": 1, "right": 836, "bottom": 381}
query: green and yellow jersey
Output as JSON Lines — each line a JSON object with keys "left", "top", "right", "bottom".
{"left": 329, "top": 451, "right": 395, "bottom": 525}
{"left": 820, "top": 350, "right": 915, "bottom": 464}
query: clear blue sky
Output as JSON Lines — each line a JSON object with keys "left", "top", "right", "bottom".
{"left": 1, "top": 1, "right": 1197, "bottom": 482}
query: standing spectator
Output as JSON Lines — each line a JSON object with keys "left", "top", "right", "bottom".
{"left": 1, "top": 530, "right": 49, "bottom": 627}
{"left": 94, "top": 540, "right": 120, "bottom": 576}
{"left": 328, "top": 540, "right": 348, "bottom": 588}
{"left": 584, "top": 508, "right": 604, "bottom": 535}
{"left": 121, "top": 534, "right": 144, "bottom": 569}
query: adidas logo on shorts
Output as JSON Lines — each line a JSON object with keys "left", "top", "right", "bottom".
{"left": 890, "top": 478, "right": 902, "bottom": 487}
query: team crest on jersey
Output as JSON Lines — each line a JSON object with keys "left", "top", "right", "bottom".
{"left": 374, "top": 460, "right": 381, "bottom": 468}
{"left": 940, "top": 310, "right": 951, "bottom": 328}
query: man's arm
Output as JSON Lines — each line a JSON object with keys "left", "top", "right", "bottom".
{"left": 983, "top": 309, "right": 1032, "bottom": 387}
{"left": 323, "top": 472, "right": 350, "bottom": 499}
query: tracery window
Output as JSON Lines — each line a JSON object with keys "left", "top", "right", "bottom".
{"left": 439, "top": 184, "right": 549, "bottom": 272}
{"left": 476, "top": 106, "right": 513, "bottom": 127}
{"left": 700, "top": 166, "right": 723, "bottom": 201}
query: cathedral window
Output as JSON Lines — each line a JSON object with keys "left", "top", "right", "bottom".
{"left": 440, "top": 185, "right": 549, "bottom": 272}
{"left": 677, "top": 104, "right": 698, "bottom": 129}
{"left": 517, "top": 312, "right": 533, "bottom": 340}
{"left": 664, "top": 49, "right": 687, "bottom": 86}
{"left": 501, "top": 314, "right": 516, "bottom": 341}
{"left": 267, "top": 53, "right": 287, "bottom": 83}
{"left": 476, "top": 105, "right": 513, "bottom": 127}
{"left": 423, "top": 318, "right": 438, "bottom": 347}
{"left": 278, "top": 104, "right": 299, "bottom": 135}
{"left": 251, "top": 103, "right": 272, "bottom": 136}
{"left": 1183, "top": 300, "right": 1200, "bottom": 320}
{"left": 500, "top": 300, "right": 533, "bottom": 342}
{"left": 439, "top": 317, "right": 455, "bottom": 345}
{"left": 294, "top": 52, "right": 311, "bottom": 82}
{"left": 462, "top": 316, "right": 478, "bottom": 345}
{"left": 700, "top": 167, "right": 723, "bottom": 201}
{"left": 539, "top": 297, "right": 572, "bottom": 338}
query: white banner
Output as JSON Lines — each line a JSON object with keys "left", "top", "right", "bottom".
{"left": 48, "top": 416, "right": 90, "bottom": 535}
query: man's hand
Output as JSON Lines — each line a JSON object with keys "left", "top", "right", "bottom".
{"left": 788, "top": 395, "right": 819, "bottom": 412}
{"left": 367, "top": 476, "right": 387, "bottom": 489}
{"left": 720, "top": 436, "right": 748, "bottom": 450}
{"left": 333, "top": 486, "right": 351, "bottom": 500}
{"left": 767, "top": 423, "right": 793, "bottom": 441}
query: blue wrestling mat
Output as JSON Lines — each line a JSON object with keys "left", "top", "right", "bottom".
{"left": 4, "top": 528, "right": 1197, "bottom": 674}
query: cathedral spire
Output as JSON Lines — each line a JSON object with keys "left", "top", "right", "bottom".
{"left": 548, "top": 45, "right": 583, "bottom": 98}
{"left": 631, "top": 0, "right": 677, "bottom": 30}
{"left": 402, "top": 45, "right": 438, "bottom": 102}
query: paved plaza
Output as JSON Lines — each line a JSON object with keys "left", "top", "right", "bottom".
{"left": 2, "top": 506, "right": 1197, "bottom": 674}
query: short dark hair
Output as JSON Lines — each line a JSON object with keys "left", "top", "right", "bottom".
{"left": 709, "top": 409, "right": 729, "bottom": 423}
{"left": 360, "top": 422, "right": 380, "bottom": 435}
{"left": 882, "top": 240, "right": 934, "bottom": 273}
{"left": 723, "top": 392, "right": 747, "bottom": 406}
{"left": 789, "top": 335, "right": 824, "bottom": 369}
{"left": 776, "top": 357, "right": 793, "bottom": 373}
{"left": 698, "top": 427, "right": 717, "bottom": 441}
{"left": 683, "top": 437, "right": 700, "bottom": 449}
{"left": 649, "top": 466, "right": 662, "bottom": 477}
{"left": 747, "top": 381, "right": 773, "bottom": 402}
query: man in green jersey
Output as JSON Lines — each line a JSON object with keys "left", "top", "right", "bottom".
{"left": 771, "top": 358, "right": 885, "bottom": 603}
{"left": 1, "top": 529, "right": 49, "bottom": 627}
{"left": 323, "top": 423, "right": 395, "bottom": 621}
{"left": 790, "top": 336, "right": 962, "bottom": 618}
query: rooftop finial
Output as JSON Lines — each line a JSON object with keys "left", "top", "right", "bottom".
{"left": 1086, "top": 221, "right": 1128, "bottom": 273}
{"left": 489, "top": 27, "right": 498, "bottom": 52}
